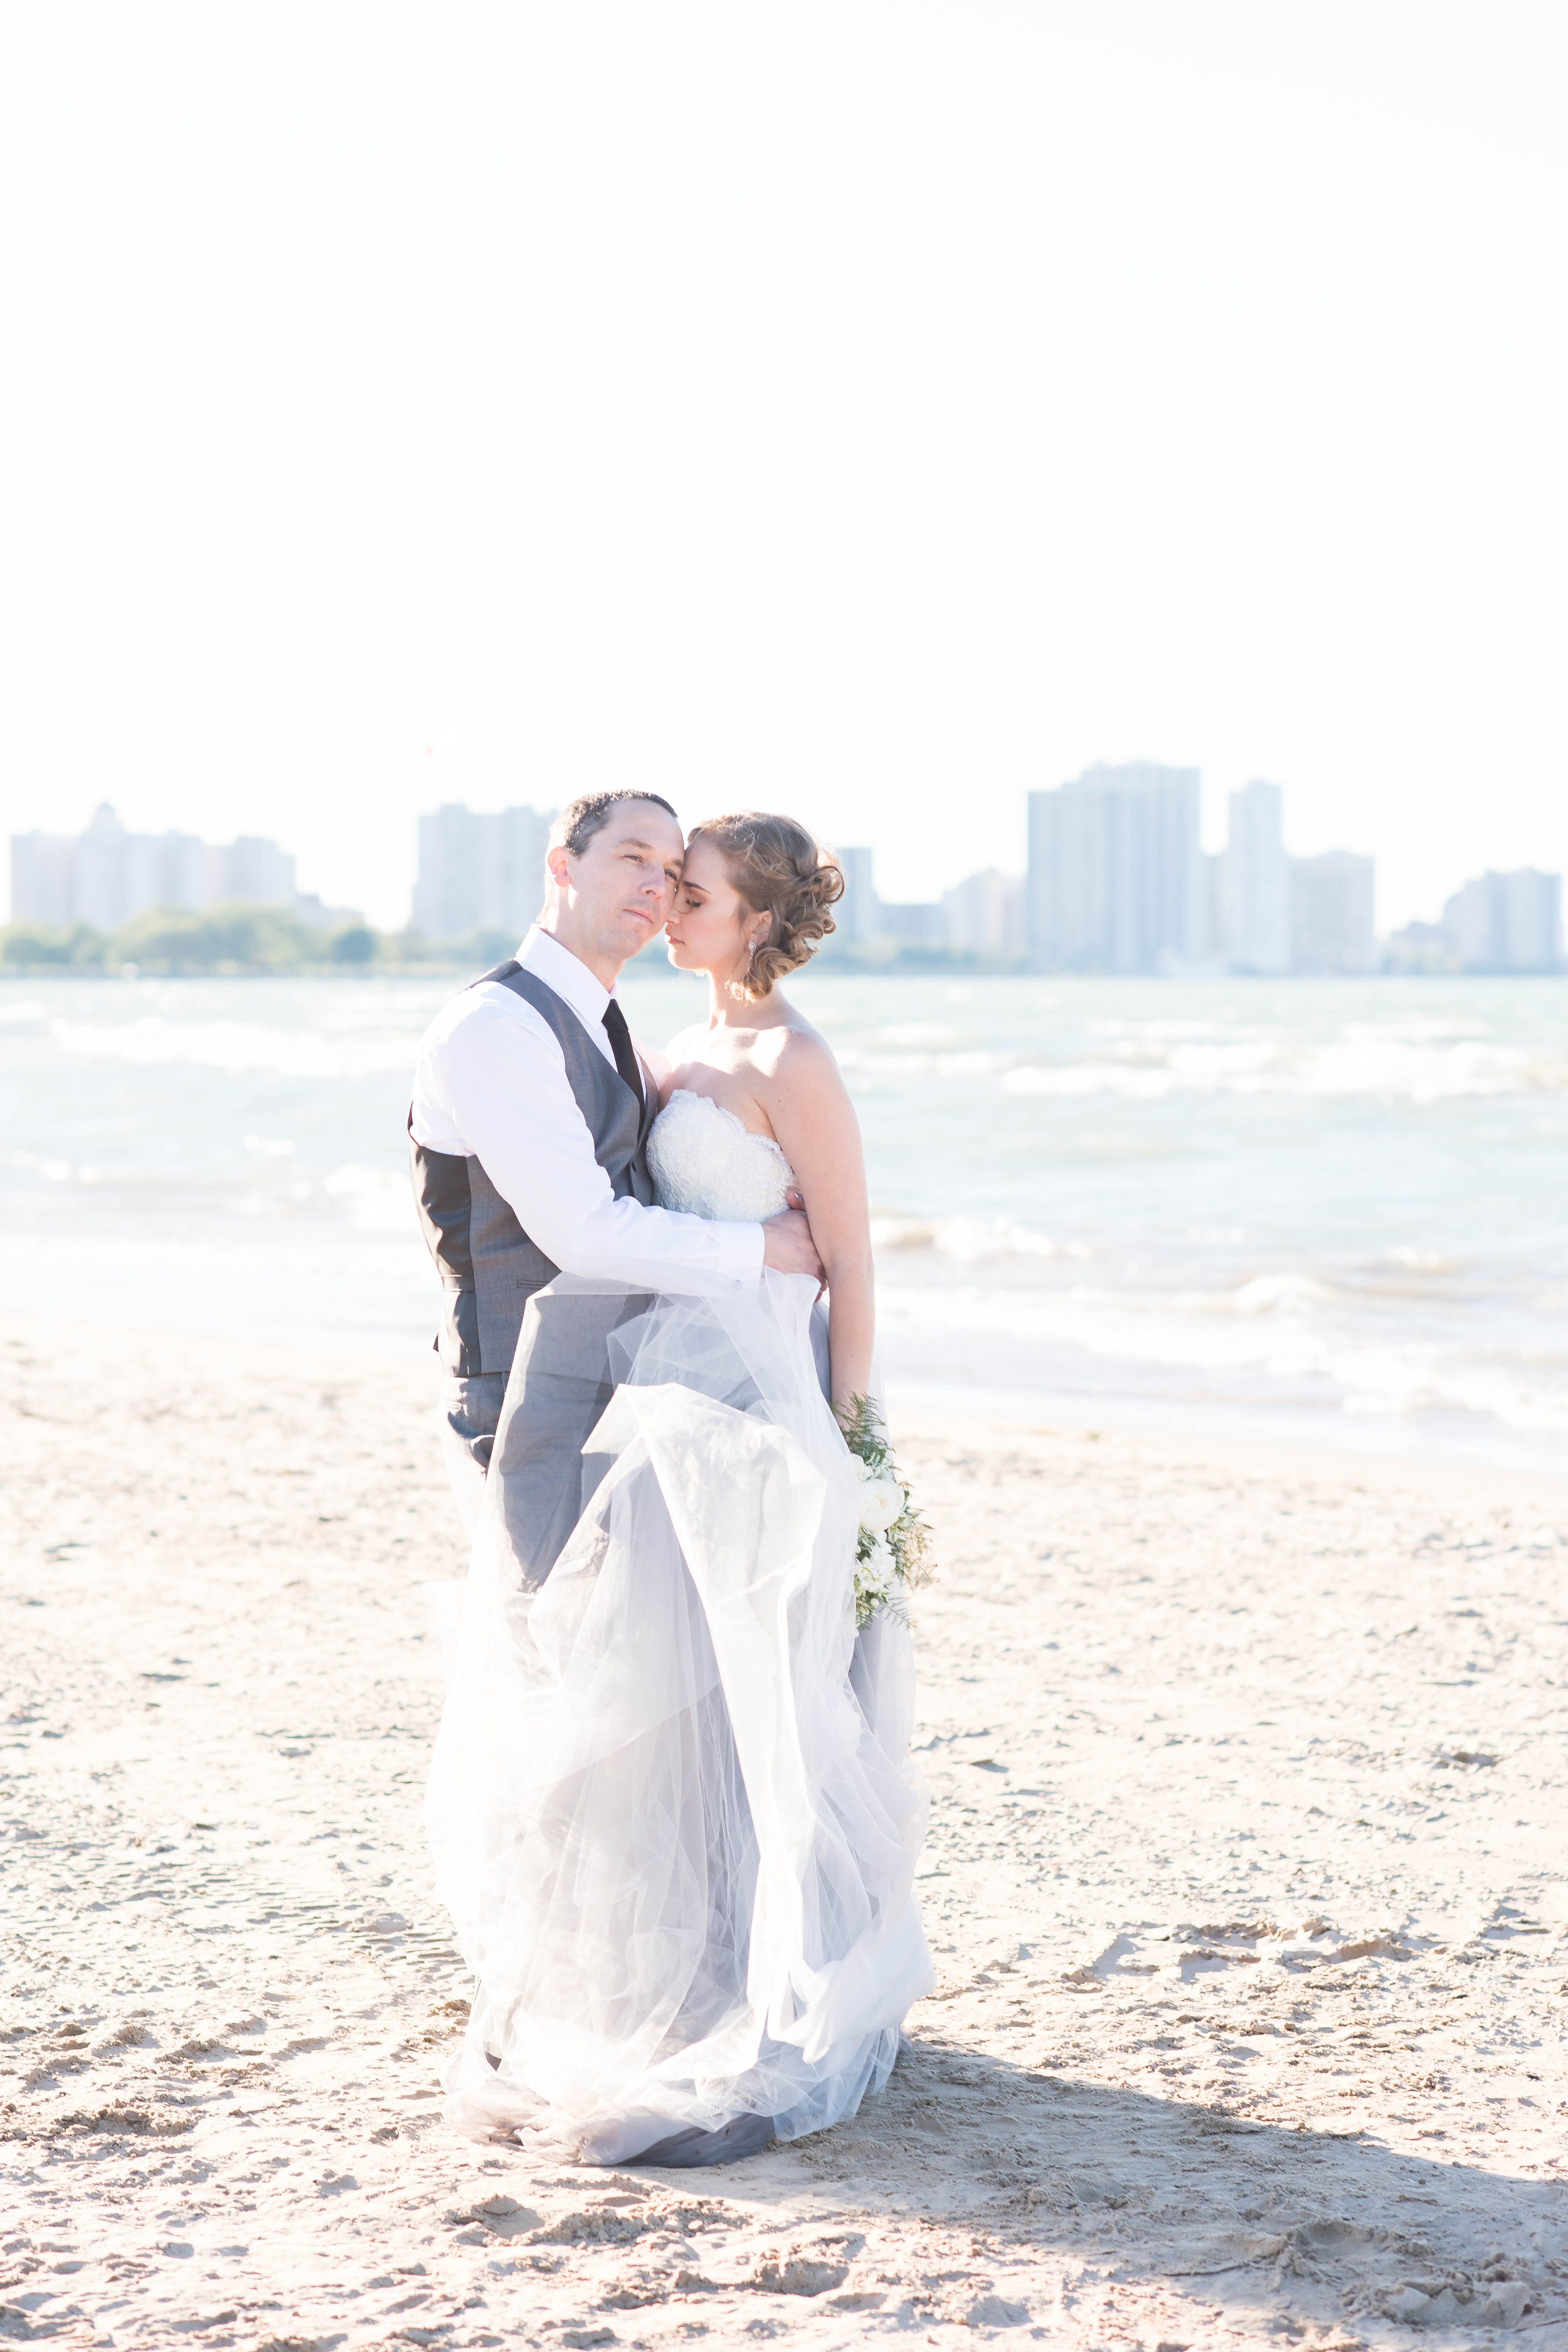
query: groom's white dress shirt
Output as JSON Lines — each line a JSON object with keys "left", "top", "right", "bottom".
{"left": 409, "top": 926, "right": 765, "bottom": 1286}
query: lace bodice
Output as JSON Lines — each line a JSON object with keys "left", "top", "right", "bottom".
{"left": 647, "top": 1089, "right": 793, "bottom": 1222}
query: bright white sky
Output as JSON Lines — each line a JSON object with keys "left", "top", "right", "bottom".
{"left": 3, "top": 1, "right": 1564, "bottom": 928}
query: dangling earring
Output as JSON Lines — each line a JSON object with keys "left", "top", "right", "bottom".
{"left": 723, "top": 939, "right": 753, "bottom": 1004}
{"left": 727, "top": 928, "right": 761, "bottom": 1002}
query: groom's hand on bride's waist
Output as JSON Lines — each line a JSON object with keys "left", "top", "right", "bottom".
{"left": 762, "top": 1199, "right": 824, "bottom": 1283}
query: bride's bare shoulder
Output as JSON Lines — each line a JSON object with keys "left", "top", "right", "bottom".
{"left": 755, "top": 1007, "right": 846, "bottom": 1096}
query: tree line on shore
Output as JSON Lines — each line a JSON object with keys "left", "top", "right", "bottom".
{"left": 0, "top": 904, "right": 998, "bottom": 976}
{"left": 0, "top": 903, "right": 485, "bottom": 973}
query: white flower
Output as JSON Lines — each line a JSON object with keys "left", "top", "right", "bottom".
{"left": 854, "top": 1528, "right": 904, "bottom": 1628}
{"left": 857, "top": 1476, "right": 905, "bottom": 1535}
{"left": 856, "top": 1531, "right": 891, "bottom": 1579}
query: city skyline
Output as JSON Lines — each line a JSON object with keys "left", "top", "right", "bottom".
{"left": 8, "top": 802, "right": 358, "bottom": 936}
{"left": 400, "top": 776, "right": 1556, "bottom": 972}
{"left": 11, "top": 778, "right": 1562, "bottom": 974}
{"left": 6, "top": 755, "right": 1559, "bottom": 944}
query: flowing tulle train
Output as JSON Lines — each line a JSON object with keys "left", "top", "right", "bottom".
{"left": 423, "top": 1267, "right": 933, "bottom": 2164}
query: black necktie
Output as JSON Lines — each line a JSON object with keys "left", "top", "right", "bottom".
{"left": 602, "top": 998, "right": 644, "bottom": 1106}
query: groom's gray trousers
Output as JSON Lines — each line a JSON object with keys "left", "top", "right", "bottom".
{"left": 438, "top": 1346, "right": 629, "bottom": 1558}
{"left": 439, "top": 1373, "right": 509, "bottom": 1540}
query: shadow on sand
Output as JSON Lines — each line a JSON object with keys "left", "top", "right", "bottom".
{"left": 645, "top": 2036, "right": 1567, "bottom": 2340}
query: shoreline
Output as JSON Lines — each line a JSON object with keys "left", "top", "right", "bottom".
{"left": 8, "top": 963, "right": 1568, "bottom": 981}
{"left": 898, "top": 1404, "right": 1568, "bottom": 1510}
{"left": 8, "top": 1307, "right": 1567, "bottom": 1494}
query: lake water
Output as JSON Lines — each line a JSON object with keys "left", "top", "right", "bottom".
{"left": 4, "top": 968, "right": 1565, "bottom": 1470}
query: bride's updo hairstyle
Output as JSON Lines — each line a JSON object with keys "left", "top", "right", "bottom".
{"left": 688, "top": 812, "right": 845, "bottom": 1000}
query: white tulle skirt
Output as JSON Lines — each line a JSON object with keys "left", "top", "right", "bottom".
{"left": 423, "top": 1266, "right": 933, "bottom": 2164}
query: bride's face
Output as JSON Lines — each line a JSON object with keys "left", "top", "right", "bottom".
{"left": 665, "top": 836, "right": 765, "bottom": 979}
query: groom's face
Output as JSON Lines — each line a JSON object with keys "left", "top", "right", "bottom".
{"left": 568, "top": 802, "right": 686, "bottom": 964}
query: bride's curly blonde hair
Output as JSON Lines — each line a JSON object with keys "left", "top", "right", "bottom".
{"left": 688, "top": 812, "right": 845, "bottom": 1000}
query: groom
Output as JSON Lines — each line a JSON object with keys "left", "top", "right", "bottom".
{"left": 408, "top": 788, "right": 823, "bottom": 1538}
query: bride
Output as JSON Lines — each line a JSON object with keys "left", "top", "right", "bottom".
{"left": 424, "top": 812, "right": 933, "bottom": 2168}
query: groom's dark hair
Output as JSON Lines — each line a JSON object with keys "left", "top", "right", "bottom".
{"left": 556, "top": 790, "right": 681, "bottom": 856}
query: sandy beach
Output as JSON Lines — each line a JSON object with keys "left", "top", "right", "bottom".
{"left": 4, "top": 1313, "right": 1566, "bottom": 2349}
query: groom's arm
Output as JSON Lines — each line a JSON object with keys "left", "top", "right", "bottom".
{"left": 413, "top": 987, "right": 765, "bottom": 1284}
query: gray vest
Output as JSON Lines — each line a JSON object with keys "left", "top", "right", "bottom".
{"left": 408, "top": 961, "right": 657, "bottom": 1377}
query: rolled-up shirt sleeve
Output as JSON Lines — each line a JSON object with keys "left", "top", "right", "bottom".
{"left": 414, "top": 987, "right": 764, "bottom": 1285}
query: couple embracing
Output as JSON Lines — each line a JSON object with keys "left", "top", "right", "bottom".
{"left": 409, "top": 790, "right": 932, "bottom": 2169}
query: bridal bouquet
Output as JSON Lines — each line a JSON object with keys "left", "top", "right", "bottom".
{"left": 836, "top": 1395, "right": 935, "bottom": 1630}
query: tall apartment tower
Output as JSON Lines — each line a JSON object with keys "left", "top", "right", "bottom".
{"left": 9, "top": 831, "right": 76, "bottom": 925}
{"left": 1290, "top": 851, "right": 1377, "bottom": 973}
{"left": 943, "top": 867, "right": 1028, "bottom": 960}
{"left": 1218, "top": 781, "right": 1290, "bottom": 974}
{"left": 832, "top": 846, "right": 879, "bottom": 946}
{"left": 411, "top": 803, "right": 554, "bottom": 941}
{"left": 1442, "top": 869, "right": 1563, "bottom": 972}
{"left": 220, "top": 835, "right": 297, "bottom": 906}
{"left": 75, "top": 803, "right": 140, "bottom": 930}
{"left": 1027, "top": 762, "right": 1205, "bottom": 972}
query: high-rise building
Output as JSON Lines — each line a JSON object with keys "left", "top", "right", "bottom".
{"left": 132, "top": 831, "right": 208, "bottom": 916}
{"left": 411, "top": 803, "right": 554, "bottom": 941}
{"left": 74, "top": 803, "right": 139, "bottom": 930}
{"left": 1441, "top": 869, "right": 1562, "bottom": 972}
{"left": 411, "top": 805, "right": 484, "bottom": 939}
{"left": 1217, "top": 781, "right": 1290, "bottom": 974}
{"left": 831, "top": 845, "right": 879, "bottom": 945}
{"left": 1027, "top": 761, "right": 1205, "bottom": 972}
{"left": 943, "top": 867, "right": 1028, "bottom": 961}
{"left": 220, "top": 835, "right": 297, "bottom": 906}
{"left": 9, "top": 803, "right": 317, "bottom": 930}
{"left": 9, "top": 832, "right": 75, "bottom": 926}
{"left": 1288, "top": 851, "right": 1378, "bottom": 974}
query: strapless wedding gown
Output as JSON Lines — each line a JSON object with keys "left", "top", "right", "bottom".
{"left": 647, "top": 1086, "right": 797, "bottom": 1222}
{"left": 424, "top": 1088, "right": 932, "bottom": 2166}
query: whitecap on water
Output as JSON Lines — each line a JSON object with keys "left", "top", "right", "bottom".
{"left": 47, "top": 1015, "right": 424, "bottom": 1080}
{"left": 322, "top": 1165, "right": 420, "bottom": 1232}
{"left": 10, "top": 1150, "right": 73, "bottom": 1182}
{"left": 9, "top": 970, "right": 1568, "bottom": 1464}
